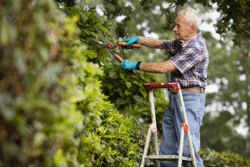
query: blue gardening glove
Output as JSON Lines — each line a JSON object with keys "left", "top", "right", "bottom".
{"left": 120, "top": 60, "right": 138, "bottom": 70}
{"left": 124, "top": 36, "right": 139, "bottom": 45}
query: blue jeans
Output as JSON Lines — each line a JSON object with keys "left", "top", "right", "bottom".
{"left": 160, "top": 92, "right": 205, "bottom": 167}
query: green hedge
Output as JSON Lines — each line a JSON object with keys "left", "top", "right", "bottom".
{"left": 200, "top": 150, "right": 250, "bottom": 167}
{"left": 143, "top": 149, "right": 250, "bottom": 167}
{"left": 0, "top": 0, "right": 81, "bottom": 166}
{"left": 0, "top": 0, "right": 143, "bottom": 166}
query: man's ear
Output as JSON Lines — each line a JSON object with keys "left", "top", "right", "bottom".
{"left": 191, "top": 25, "right": 196, "bottom": 32}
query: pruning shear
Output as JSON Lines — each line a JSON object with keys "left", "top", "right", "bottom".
{"left": 92, "top": 39, "right": 141, "bottom": 49}
{"left": 93, "top": 25, "right": 141, "bottom": 75}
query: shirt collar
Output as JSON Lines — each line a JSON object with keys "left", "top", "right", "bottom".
{"left": 181, "top": 32, "right": 202, "bottom": 48}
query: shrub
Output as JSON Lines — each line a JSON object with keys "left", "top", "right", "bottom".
{"left": 200, "top": 150, "right": 250, "bottom": 167}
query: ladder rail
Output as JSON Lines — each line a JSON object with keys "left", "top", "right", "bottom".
{"left": 148, "top": 91, "right": 160, "bottom": 167}
{"left": 178, "top": 127, "right": 185, "bottom": 167}
{"left": 149, "top": 91, "right": 160, "bottom": 155}
{"left": 178, "top": 89, "right": 197, "bottom": 167}
{"left": 140, "top": 83, "right": 197, "bottom": 167}
{"left": 140, "top": 128, "right": 152, "bottom": 167}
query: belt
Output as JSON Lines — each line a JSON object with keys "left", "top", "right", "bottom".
{"left": 169, "top": 87, "right": 205, "bottom": 93}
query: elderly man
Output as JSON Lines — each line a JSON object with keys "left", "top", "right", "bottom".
{"left": 120, "top": 7, "right": 208, "bottom": 167}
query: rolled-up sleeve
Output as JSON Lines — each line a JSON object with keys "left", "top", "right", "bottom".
{"left": 162, "top": 39, "right": 181, "bottom": 57}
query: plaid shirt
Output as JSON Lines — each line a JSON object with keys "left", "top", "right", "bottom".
{"left": 162, "top": 32, "right": 209, "bottom": 89}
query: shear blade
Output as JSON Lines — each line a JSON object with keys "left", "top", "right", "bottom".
{"left": 92, "top": 39, "right": 108, "bottom": 47}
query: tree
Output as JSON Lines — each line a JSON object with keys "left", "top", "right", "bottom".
{"left": 210, "top": 0, "right": 250, "bottom": 45}
{"left": 202, "top": 0, "right": 250, "bottom": 132}
{"left": 198, "top": 30, "right": 250, "bottom": 158}
{"left": 55, "top": 0, "right": 75, "bottom": 7}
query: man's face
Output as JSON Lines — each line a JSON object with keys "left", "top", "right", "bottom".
{"left": 173, "top": 13, "right": 196, "bottom": 42}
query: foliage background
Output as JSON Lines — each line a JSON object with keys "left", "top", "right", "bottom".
{"left": 1, "top": 0, "right": 250, "bottom": 166}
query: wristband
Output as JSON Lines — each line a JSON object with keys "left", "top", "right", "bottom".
{"left": 136, "top": 61, "right": 142, "bottom": 70}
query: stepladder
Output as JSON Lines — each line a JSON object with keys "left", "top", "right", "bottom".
{"left": 140, "top": 83, "right": 197, "bottom": 167}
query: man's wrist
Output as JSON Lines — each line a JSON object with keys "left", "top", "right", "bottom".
{"left": 138, "top": 36, "right": 141, "bottom": 45}
{"left": 136, "top": 36, "right": 139, "bottom": 44}
{"left": 136, "top": 61, "right": 142, "bottom": 70}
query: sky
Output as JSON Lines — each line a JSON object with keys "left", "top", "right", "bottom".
{"left": 199, "top": 5, "right": 221, "bottom": 40}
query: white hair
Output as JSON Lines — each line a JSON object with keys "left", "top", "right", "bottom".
{"left": 178, "top": 7, "right": 201, "bottom": 30}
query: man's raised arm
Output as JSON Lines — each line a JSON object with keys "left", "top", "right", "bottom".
{"left": 124, "top": 36, "right": 164, "bottom": 49}
{"left": 138, "top": 37, "right": 163, "bottom": 49}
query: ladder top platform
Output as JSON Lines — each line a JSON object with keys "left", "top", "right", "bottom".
{"left": 144, "top": 83, "right": 180, "bottom": 91}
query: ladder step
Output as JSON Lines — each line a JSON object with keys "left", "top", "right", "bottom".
{"left": 145, "top": 155, "right": 192, "bottom": 161}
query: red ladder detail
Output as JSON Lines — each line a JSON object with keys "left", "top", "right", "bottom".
{"left": 181, "top": 123, "right": 189, "bottom": 133}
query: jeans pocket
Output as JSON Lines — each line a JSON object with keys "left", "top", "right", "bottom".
{"left": 185, "top": 98, "right": 199, "bottom": 118}
{"left": 183, "top": 99, "right": 202, "bottom": 134}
